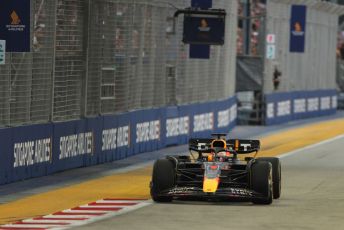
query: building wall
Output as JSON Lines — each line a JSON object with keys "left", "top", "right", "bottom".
{"left": 264, "top": 0, "right": 339, "bottom": 94}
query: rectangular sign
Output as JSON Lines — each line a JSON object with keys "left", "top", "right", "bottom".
{"left": 189, "top": 0, "right": 213, "bottom": 59}
{"left": 183, "top": 16, "right": 225, "bottom": 45}
{"left": 266, "top": 44, "right": 276, "bottom": 60}
{"left": 0, "top": 0, "right": 31, "bottom": 52}
{"left": 266, "top": 34, "right": 275, "bottom": 44}
{"left": 0, "top": 40, "right": 5, "bottom": 64}
{"left": 289, "top": 5, "right": 307, "bottom": 53}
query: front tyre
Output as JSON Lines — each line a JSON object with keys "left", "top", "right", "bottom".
{"left": 150, "top": 159, "right": 175, "bottom": 202}
{"left": 251, "top": 161, "right": 273, "bottom": 205}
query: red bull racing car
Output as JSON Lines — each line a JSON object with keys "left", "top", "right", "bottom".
{"left": 150, "top": 134, "right": 281, "bottom": 204}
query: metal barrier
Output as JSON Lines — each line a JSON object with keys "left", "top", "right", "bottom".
{"left": 0, "top": 96, "right": 237, "bottom": 185}
{"left": 265, "top": 89, "right": 337, "bottom": 125}
{"left": 0, "top": 0, "right": 238, "bottom": 127}
{"left": 337, "top": 59, "right": 344, "bottom": 109}
{"left": 237, "top": 91, "right": 264, "bottom": 125}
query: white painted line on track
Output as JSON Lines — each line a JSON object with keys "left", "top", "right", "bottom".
{"left": 2, "top": 223, "right": 65, "bottom": 228}
{"left": 0, "top": 199, "right": 152, "bottom": 230}
{"left": 277, "top": 134, "right": 344, "bottom": 159}
{"left": 94, "top": 200, "right": 142, "bottom": 204}
{"left": 61, "top": 209, "right": 109, "bottom": 214}
{"left": 95, "top": 200, "right": 140, "bottom": 203}
{"left": 79, "top": 205, "right": 127, "bottom": 209}
{"left": 54, "top": 201, "right": 152, "bottom": 230}
{"left": 22, "top": 219, "right": 77, "bottom": 224}
{"left": 43, "top": 214, "right": 93, "bottom": 219}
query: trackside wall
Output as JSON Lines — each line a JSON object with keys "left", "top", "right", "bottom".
{"left": 0, "top": 97, "right": 237, "bottom": 185}
{"left": 265, "top": 89, "right": 337, "bottom": 125}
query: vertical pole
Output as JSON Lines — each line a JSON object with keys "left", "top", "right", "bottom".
{"left": 136, "top": 4, "right": 146, "bottom": 108}
{"left": 8, "top": 53, "right": 12, "bottom": 126}
{"left": 243, "top": 0, "right": 251, "bottom": 55}
{"left": 28, "top": 0, "right": 35, "bottom": 123}
{"left": 82, "top": 0, "right": 91, "bottom": 118}
{"left": 50, "top": 0, "right": 58, "bottom": 122}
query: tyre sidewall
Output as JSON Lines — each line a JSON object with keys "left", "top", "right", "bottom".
{"left": 250, "top": 161, "right": 273, "bottom": 204}
{"left": 151, "top": 159, "right": 175, "bottom": 202}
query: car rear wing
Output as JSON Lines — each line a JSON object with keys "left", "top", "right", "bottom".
{"left": 189, "top": 138, "right": 213, "bottom": 151}
{"left": 189, "top": 138, "right": 260, "bottom": 154}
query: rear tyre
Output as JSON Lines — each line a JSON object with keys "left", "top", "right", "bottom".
{"left": 150, "top": 159, "right": 175, "bottom": 202}
{"left": 251, "top": 161, "right": 273, "bottom": 205}
{"left": 257, "top": 157, "right": 281, "bottom": 199}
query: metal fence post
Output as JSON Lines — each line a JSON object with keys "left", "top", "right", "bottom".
{"left": 82, "top": 0, "right": 91, "bottom": 117}
{"left": 49, "top": 0, "right": 58, "bottom": 122}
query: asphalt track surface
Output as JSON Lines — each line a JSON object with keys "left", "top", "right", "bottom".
{"left": 74, "top": 135, "right": 344, "bottom": 230}
{"left": 1, "top": 115, "right": 344, "bottom": 229}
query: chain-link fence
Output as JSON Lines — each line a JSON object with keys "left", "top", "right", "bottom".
{"left": 53, "top": 0, "right": 85, "bottom": 121}
{"left": 0, "top": 0, "right": 238, "bottom": 127}
{"left": 0, "top": 0, "right": 56, "bottom": 126}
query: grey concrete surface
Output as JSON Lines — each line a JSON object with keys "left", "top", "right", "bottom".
{"left": 74, "top": 135, "right": 344, "bottom": 230}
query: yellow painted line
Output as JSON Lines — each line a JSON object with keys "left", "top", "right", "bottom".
{"left": 1, "top": 118, "right": 344, "bottom": 224}
{"left": 258, "top": 118, "right": 344, "bottom": 157}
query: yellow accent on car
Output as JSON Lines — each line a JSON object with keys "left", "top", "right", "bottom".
{"left": 203, "top": 178, "right": 219, "bottom": 193}
{"left": 210, "top": 139, "right": 227, "bottom": 149}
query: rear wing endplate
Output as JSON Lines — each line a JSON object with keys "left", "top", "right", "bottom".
{"left": 226, "top": 139, "right": 260, "bottom": 153}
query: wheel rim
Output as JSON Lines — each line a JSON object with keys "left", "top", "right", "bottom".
{"left": 269, "top": 168, "right": 273, "bottom": 196}
{"left": 279, "top": 164, "right": 281, "bottom": 193}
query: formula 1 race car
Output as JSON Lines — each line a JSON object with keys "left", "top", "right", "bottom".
{"left": 150, "top": 134, "right": 281, "bottom": 204}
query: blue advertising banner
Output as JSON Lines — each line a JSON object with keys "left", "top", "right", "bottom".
{"left": 0, "top": 0, "right": 30, "bottom": 52}
{"left": 0, "top": 96, "right": 237, "bottom": 185}
{"left": 190, "top": 44, "right": 210, "bottom": 59}
{"left": 191, "top": 0, "right": 212, "bottom": 9}
{"left": 265, "top": 89, "right": 336, "bottom": 125}
{"left": 290, "top": 5, "right": 307, "bottom": 53}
